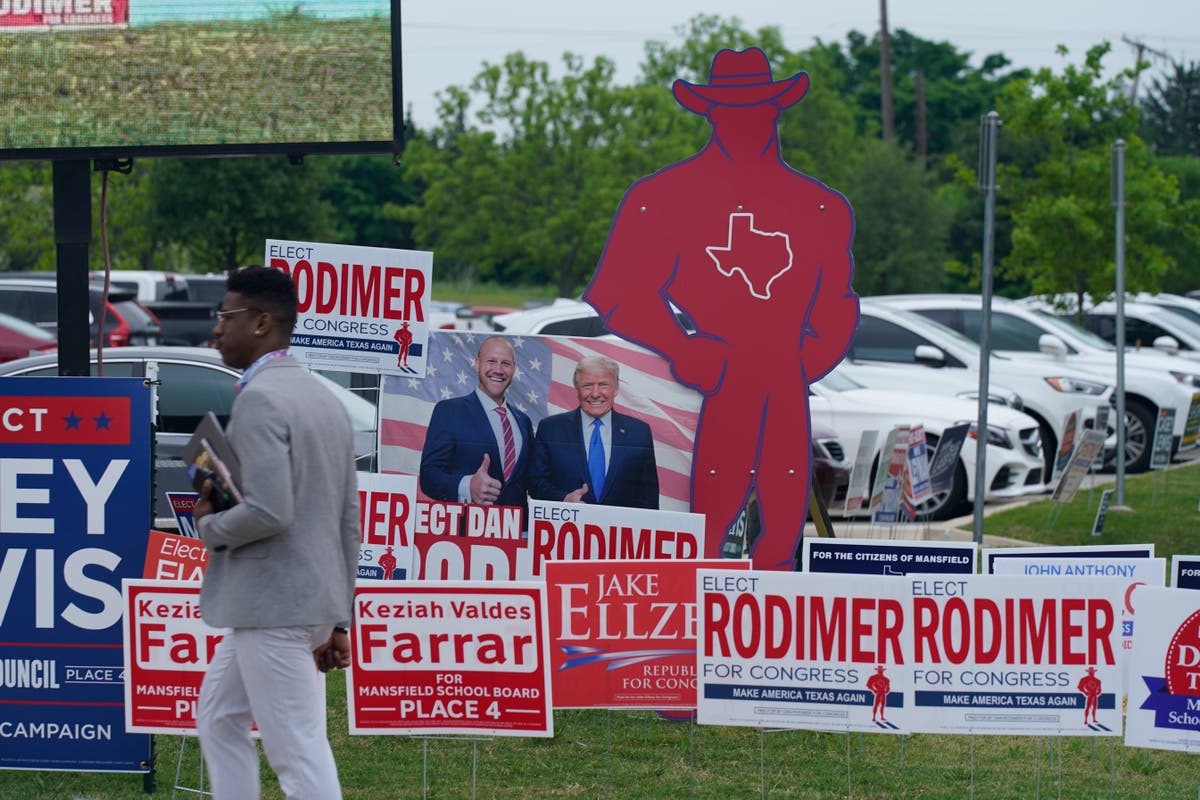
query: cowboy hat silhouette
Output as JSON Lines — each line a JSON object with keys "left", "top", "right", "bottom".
{"left": 673, "top": 47, "right": 810, "bottom": 114}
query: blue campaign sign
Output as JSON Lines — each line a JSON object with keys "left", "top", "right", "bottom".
{"left": 0, "top": 377, "right": 152, "bottom": 772}
{"left": 1171, "top": 555, "right": 1200, "bottom": 590}
{"left": 802, "top": 537, "right": 976, "bottom": 576}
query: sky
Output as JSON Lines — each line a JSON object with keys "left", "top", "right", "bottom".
{"left": 399, "top": 0, "right": 1200, "bottom": 127}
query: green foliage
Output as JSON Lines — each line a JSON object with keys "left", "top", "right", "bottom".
{"left": 0, "top": 161, "right": 55, "bottom": 272}
{"left": 402, "top": 49, "right": 703, "bottom": 295}
{"left": 994, "top": 45, "right": 1196, "bottom": 305}
{"left": 836, "top": 138, "right": 955, "bottom": 294}
{"left": 147, "top": 156, "right": 338, "bottom": 272}
{"left": 1140, "top": 61, "right": 1200, "bottom": 157}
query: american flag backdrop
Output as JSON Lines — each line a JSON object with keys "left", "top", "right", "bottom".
{"left": 379, "top": 331, "right": 701, "bottom": 511}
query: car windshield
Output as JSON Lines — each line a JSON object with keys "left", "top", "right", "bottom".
{"left": 1142, "top": 305, "right": 1200, "bottom": 340}
{"left": 1034, "top": 309, "right": 1115, "bottom": 351}
{"left": 1148, "top": 302, "right": 1200, "bottom": 326}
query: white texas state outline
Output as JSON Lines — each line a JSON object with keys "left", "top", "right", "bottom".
{"left": 704, "top": 212, "right": 793, "bottom": 300}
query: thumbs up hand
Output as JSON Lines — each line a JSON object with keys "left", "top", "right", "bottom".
{"left": 469, "top": 453, "right": 502, "bottom": 504}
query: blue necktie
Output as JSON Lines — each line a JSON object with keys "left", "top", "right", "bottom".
{"left": 588, "top": 418, "right": 605, "bottom": 502}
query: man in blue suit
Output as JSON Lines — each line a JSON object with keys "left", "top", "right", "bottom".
{"left": 530, "top": 355, "right": 659, "bottom": 509}
{"left": 419, "top": 336, "right": 534, "bottom": 514}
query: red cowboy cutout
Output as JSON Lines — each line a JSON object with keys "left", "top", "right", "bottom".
{"left": 1077, "top": 666, "right": 1102, "bottom": 725}
{"left": 584, "top": 47, "right": 859, "bottom": 569}
{"left": 393, "top": 320, "right": 413, "bottom": 367}
{"left": 866, "top": 666, "right": 891, "bottom": 722}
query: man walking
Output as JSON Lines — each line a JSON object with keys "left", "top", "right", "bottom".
{"left": 194, "top": 266, "right": 359, "bottom": 799}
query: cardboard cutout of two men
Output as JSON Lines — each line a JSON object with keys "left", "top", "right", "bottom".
{"left": 585, "top": 47, "right": 859, "bottom": 570}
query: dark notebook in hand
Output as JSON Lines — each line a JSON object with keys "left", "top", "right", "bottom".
{"left": 181, "top": 412, "right": 243, "bottom": 512}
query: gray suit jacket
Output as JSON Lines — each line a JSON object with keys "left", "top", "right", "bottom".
{"left": 198, "top": 356, "right": 360, "bottom": 629}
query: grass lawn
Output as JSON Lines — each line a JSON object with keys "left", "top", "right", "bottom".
{"left": 2, "top": 465, "right": 1198, "bottom": 798}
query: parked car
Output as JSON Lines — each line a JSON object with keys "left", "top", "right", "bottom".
{"left": 91, "top": 270, "right": 219, "bottom": 346}
{"left": 812, "top": 369, "right": 1046, "bottom": 520}
{"left": 182, "top": 274, "right": 230, "bottom": 306}
{"left": 0, "top": 276, "right": 163, "bottom": 347}
{"left": 870, "top": 294, "right": 1200, "bottom": 472}
{"left": 846, "top": 301, "right": 1111, "bottom": 479}
{"left": 91, "top": 269, "right": 191, "bottom": 302}
{"left": 491, "top": 298, "right": 697, "bottom": 337}
{"left": 1068, "top": 299, "right": 1200, "bottom": 361}
{"left": 0, "top": 311, "right": 57, "bottom": 362}
{"left": 0, "top": 347, "right": 378, "bottom": 525}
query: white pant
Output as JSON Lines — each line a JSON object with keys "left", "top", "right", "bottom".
{"left": 197, "top": 625, "right": 341, "bottom": 800}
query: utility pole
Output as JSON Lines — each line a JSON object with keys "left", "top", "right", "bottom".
{"left": 1121, "top": 34, "right": 1170, "bottom": 101}
{"left": 879, "top": 0, "right": 894, "bottom": 139}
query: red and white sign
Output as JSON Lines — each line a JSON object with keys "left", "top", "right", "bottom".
{"left": 142, "top": 530, "right": 208, "bottom": 582}
{"left": 546, "top": 559, "right": 747, "bottom": 709}
{"left": 524, "top": 500, "right": 704, "bottom": 578}
{"left": 697, "top": 570, "right": 1125, "bottom": 736}
{"left": 0, "top": 0, "right": 128, "bottom": 29}
{"left": 411, "top": 499, "right": 528, "bottom": 580}
{"left": 357, "top": 472, "right": 417, "bottom": 580}
{"left": 266, "top": 239, "right": 433, "bottom": 377}
{"left": 347, "top": 581, "right": 553, "bottom": 737}
{"left": 413, "top": 531, "right": 528, "bottom": 581}
{"left": 122, "top": 580, "right": 223, "bottom": 734}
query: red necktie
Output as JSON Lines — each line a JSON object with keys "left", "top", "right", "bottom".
{"left": 496, "top": 407, "right": 516, "bottom": 481}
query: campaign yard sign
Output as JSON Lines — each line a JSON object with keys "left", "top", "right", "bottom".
{"left": 357, "top": 472, "right": 417, "bottom": 580}
{"left": 545, "top": 559, "right": 746, "bottom": 709}
{"left": 802, "top": 538, "right": 976, "bottom": 576}
{"left": 697, "top": 570, "right": 1125, "bottom": 737}
{"left": 122, "top": 580, "right": 221, "bottom": 734}
{"left": 1125, "top": 587, "right": 1200, "bottom": 752}
{"left": 0, "top": 377, "right": 152, "bottom": 771}
{"left": 166, "top": 491, "right": 198, "bottom": 537}
{"left": 347, "top": 581, "right": 553, "bottom": 737}
{"left": 524, "top": 500, "right": 704, "bottom": 578}
{"left": 412, "top": 499, "right": 528, "bottom": 581}
{"left": 142, "top": 530, "right": 208, "bottom": 582}
{"left": 1171, "top": 556, "right": 1200, "bottom": 590}
{"left": 981, "top": 543, "right": 1155, "bottom": 576}
{"left": 266, "top": 239, "right": 433, "bottom": 377}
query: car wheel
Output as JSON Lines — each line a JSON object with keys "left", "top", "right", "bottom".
{"left": 914, "top": 433, "right": 969, "bottom": 521}
{"left": 1104, "top": 399, "right": 1154, "bottom": 474}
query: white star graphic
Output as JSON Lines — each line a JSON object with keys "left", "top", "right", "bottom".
{"left": 526, "top": 388, "right": 540, "bottom": 404}
{"left": 440, "top": 386, "right": 453, "bottom": 400}
{"left": 442, "top": 347, "right": 455, "bottom": 362}
{"left": 456, "top": 369, "right": 469, "bottom": 385}
{"left": 406, "top": 378, "right": 420, "bottom": 390}
{"left": 528, "top": 356, "right": 543, "bottom": 372}
{"left": 426, "top": 363, "right": 438, "bottom": 377}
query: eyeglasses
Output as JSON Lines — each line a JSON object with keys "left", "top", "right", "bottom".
{"left": 212, "top": 307, "right": 259, "bottom": 322}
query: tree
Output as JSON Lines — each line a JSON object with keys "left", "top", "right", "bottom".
{"left": 402, "top": 49, "right": 701, "bottom": 295}
{"left": 995, "top": 44, "right": 1195, "bottom": 307}
{"left": 1141, "top": 61, "right": 1200, "bottom": 156}
{"left": 836, "top": 138, "right": 954, "bottom": 294}
{"left": 0, "top": 161, "right": 54, "bottom": 272}
{"left": 148, "top": 156, "right": 338, "bottom": 272}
